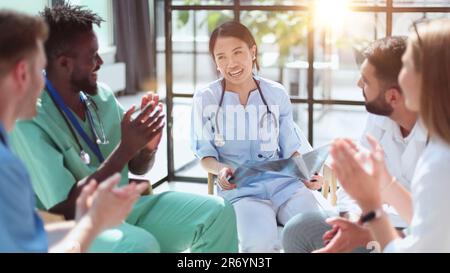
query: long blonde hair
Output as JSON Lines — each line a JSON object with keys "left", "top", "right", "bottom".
{"left": 411, "top": 18, "right": 450, "bottom": 145}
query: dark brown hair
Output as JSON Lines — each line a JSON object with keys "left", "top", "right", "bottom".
{"left": 0, "top": 10, "right": 48, "bottom": 78}
{"left": 363, "top": 36, "right": 407, "bottom": 89}
{"left": 209, "top": 21, "right": 260, "bottom": 70}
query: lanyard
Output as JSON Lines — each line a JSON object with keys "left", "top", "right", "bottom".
{"left": 45, "top": 78, "right": 105, "bottom": 163}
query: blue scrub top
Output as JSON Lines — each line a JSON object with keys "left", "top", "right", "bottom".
{"left": 0, "top": 122, "right": 48, "bottom": 252}
{"left": 191, "top": 76, "right": 312, "bottom": 209}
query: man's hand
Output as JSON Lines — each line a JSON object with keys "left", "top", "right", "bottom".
{"left": 75, "top": 173, "right": 148, "bottom": 231}
{"left": 121, "top": 95, "right": 165, "bottom": 158}
{"left": 140, "top": 92, "right": 164, "bottom": 152}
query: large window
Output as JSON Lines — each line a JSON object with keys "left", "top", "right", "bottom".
{"left": 0, "top": 0, "right": 114, "bottom": 52}
{"left": 158, "top": 0, "right": 450, "bottom": 182}
{"left": 65, "top": 0, "right": 114, "bottom": 51}
{"left": 0, "top": 0, "right": 49, "bottom": 14}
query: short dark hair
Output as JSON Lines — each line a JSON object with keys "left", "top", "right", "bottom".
{"left": 363, "top": 36, "right": 407, "bottom": 88}
{"left": 0, "top": 10, "right": 48, "bottom": 78}
{"left": 40, "top": 2, "right": 103, "bottom": 63}
{"left": 209, "top": 21, "right": 260, "bottom": 70}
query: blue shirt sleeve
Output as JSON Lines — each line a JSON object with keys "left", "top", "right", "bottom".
{"left": 191, "top": 90, "right": 219, "bottom": 160}
{"left": 0, "top": 154, "right": 48, "bottom": 252}
{"left": 277, "top": 89, "right": 312, "bottom": 158}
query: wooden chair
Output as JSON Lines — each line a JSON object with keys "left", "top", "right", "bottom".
{"left": 207, "top": 164, "right": 338, "bottom": 206}
{"left": 321, "top": 164, "right": 338, "bottom": 206}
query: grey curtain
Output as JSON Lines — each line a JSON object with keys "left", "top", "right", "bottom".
{"left": 113, "top": 0, "right": 156, "bottom": 94}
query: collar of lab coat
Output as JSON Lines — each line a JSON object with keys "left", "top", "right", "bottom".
{"left": 372, "top": 115, "right": 428, "bottom": 188}
{"left": 371, "top": 114, "right": 428, "bottom": 143}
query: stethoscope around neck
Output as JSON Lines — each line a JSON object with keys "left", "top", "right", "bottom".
{"left": 45, "top": 76, "right": 108, "bottom": 165}
{"left": 213, "top": 77, "right": 279, "bottom": 149}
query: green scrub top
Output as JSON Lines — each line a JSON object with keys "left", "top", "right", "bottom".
{"left": 10, "top": 83, "right": 239, "bottom": 253}
{"left": 11, "top": 83, "right": 128, "bottom": 210}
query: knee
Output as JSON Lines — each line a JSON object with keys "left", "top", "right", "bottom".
{"left": 282, "top": 212, "right": 328, "bottom": 253}
{"left": 283, "top": 211, "right": 328, "bottom": 236}
{"left": 124, "top": 228, "right": 161, "bottom": 253}
{"left": 207, "top": 197, "right": 237, "bottom": 226}
{"left": 90, "top": 225, "right": 161, "bottom": 253}
{"left": 240, "top": 228, "right": 280, "bottom": 253}
{"left": 221, "top": 200, "right": 237, "bottom": 225}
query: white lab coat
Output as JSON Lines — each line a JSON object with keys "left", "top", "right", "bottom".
{"left": 384, "top": 136, "right": 450, "bottom": 252}
{"left": 337, "top": 114, "right": 428, "bottom": 227}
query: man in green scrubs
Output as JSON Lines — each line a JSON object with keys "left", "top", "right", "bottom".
{"left": 11, "top": 3, "right": 238, "bottom": 253}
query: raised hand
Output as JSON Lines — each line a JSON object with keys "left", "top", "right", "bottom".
{"left": 121, "top": 98, "right": 165, "bottom": 158}
{"left": 140, "top": 92, "right": 164, "bottom": 152}
{"left": 75, "top": 173, "right": 148, "bottom": 231}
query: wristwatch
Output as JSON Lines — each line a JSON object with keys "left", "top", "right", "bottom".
{"left": 358, "top": 208, "right": 384, "bottom": 225}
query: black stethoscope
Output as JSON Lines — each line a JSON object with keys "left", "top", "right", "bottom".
{"left": 213, "top": 77, "right": 279, "bottom": 150}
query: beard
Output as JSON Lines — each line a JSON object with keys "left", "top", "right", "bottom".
{"left": 70, "top": 69, "right": 99, "bottom": 95}
{"left": 364, "top": 90, "right": 393, "bottom": 116}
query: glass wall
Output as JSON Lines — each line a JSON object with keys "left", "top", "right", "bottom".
{"left": 159, "top": 0, "right": 450, "bottom": 181}
{"left": 0, "top": 0, "right": 49, "bottom": 14}
{"left": 65, "top": 0, "right": 114, "bottom": 50}
{"left": 392, "top": 12, "right": 450, "bottom": 35}
{"left": 0, "top": 0, "right": 114, "bottom": 51}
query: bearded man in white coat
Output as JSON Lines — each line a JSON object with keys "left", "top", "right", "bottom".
{"left": 282, "top": 36, "right": 428, "bottom": 253}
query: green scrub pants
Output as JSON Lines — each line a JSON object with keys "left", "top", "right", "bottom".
{"left": 89, "top": 191, "right": 238, "bottom": 253}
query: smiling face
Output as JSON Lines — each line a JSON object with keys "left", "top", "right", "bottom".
{"left": 213, "top": 36, "right": 256, "bottom": 88}
{"left": 68, "top": 30, "right": 103, "bottom": 95}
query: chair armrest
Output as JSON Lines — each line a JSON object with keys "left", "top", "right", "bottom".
{"left": 207, "top": 173, "right": 214, "bottom": 195}
{"left": 323, "top": 164, "right": 338, "bottom": 206}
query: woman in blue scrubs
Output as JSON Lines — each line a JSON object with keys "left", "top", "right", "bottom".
{"left": 191, "top": 21, "right": 333, "bottom": 252}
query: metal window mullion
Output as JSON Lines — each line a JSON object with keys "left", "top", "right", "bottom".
{"left": 193, "top": 10, "right": 197, "bottom": 91}
{"left": 307, "top": 5, "right": 314, "bottom": 146}
{"left": 171, "top": 5, "right": 450, "bottom": 13}
{"left": 387, "top": 0, "right": 393, "bottom": 36}
{"left": 234, "top": 0, "right": 240, "bottom": 21}
{"left": 165, "top": 0, "right": 174, "bottom": 182}
{"left": 165, "top": 0, "right": 450, "bottom": 182}
{"left": 173, "top": 176, "right": 207, "bottom": 184}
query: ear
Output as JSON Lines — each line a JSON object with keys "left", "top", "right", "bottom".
{"left": 56, "top": 55, "right": 74, "bottom": 75}
{"left": 216, "top": 68, "right": 223, "bottom": 77}
{"left": 385, "top": 87, "right": 402, "bottom": 107}
{"left": 251, "top": 45, "right": 257, "bottom": 61}
{"left": 357, "top": 77, "right": 364, "bottom": 89}
{"left": 10, "top": 60, "right": 30, "bottom": 98}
